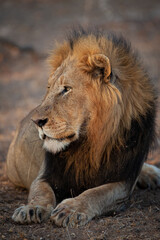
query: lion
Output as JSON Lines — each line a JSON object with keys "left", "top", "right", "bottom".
{"left": 6, "top": 28, "right": 160, "bottom": 227}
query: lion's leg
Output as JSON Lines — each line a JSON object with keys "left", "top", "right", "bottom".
{"left": 137, "top": 163, "right": 160, "bottom": 189}
{"left": 12, "top": 177, "right": 56, "bottom": 223}
{"left": 50, "top": 181, "right": 132, "bottom": 227}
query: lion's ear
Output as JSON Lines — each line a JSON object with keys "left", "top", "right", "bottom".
{"left": 81, "top": 54, "right": 111, "bottom": 83}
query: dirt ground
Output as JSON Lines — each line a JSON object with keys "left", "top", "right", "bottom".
{"left": 0, "top": 0, "right": 160, "bottom": 239}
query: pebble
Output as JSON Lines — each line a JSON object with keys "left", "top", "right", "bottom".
{"left": 71, "top": 233, "right": 76, "bottom": 238}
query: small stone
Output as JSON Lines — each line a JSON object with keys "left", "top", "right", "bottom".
{"left": 71, "top": 233, "right": 76, "bottom": 238}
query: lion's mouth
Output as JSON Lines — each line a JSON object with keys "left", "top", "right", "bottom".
{"left": 42, "top": 133, "right": 76, "bottom": 142}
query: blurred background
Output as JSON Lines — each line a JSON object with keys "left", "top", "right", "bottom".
{"left": 0, "top": 0, "right": 160, "bottom": 171}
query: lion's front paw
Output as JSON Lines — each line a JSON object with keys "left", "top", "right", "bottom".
{"left": 138, "top": 164, "right": 160, "bottom": 189}
{"left": 50, "top": 198, "right": 93, "bottom": 227}
{"left": 12, "top": 205, "right": 52, "bottom": 224}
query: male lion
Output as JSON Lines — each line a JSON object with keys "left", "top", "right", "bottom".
{"left": 7, "top": 28, "right": 160, "bottom": 227}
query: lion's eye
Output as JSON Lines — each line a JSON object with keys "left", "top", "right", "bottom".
{"left": 60, "top": 86, "right": 72, "bottom": 95}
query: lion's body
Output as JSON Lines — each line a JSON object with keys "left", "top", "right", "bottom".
{"left": 7, "top": 107, "right": 44, "bottom": 189}
{"left": 7, "top": 28, "right": 159, "bottom": 227}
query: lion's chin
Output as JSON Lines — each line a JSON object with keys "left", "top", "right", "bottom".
{"left": 43, "top": 138, "right": 70, "bottom": 154}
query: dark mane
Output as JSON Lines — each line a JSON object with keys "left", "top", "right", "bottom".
{"left": 67, "top": 26, "right": 103, "bottom": 50}
{"left": 67, "top": 26, "right": 132, "bottom": 54}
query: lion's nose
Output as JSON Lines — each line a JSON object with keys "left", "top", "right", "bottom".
{"left": 32, "top": 118, "right": 48, "bottom": 127}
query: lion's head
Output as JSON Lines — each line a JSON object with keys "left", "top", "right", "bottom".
{"left": 32, "top": 29, "right": 154, "bottom": 180}
{"left": 32, "top": 50, "right": 113, "bottom": 153}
